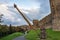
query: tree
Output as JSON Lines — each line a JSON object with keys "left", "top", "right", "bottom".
{"left": 0, "top": 14, "right": 4, "bottom": 37}
{"left": 9, "top": 24, "right": 12, "bottom": 34}
{"left": 0, "top": 14, "right": 3, "bottom": 23}
{"left": 0, "top": 14, "right": 3, "bottom": 32}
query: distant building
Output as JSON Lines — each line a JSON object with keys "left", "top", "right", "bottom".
{"left": 19, "top": 25, "right": 29, "bottom": 30}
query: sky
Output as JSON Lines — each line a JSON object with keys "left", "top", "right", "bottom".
{"left": 0, "top": 0, "right": 51, "bottom": 26}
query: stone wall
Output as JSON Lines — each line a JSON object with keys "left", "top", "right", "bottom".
{"left": 39, "top": 13, "right": 52, "bottom": 29}
{"left": 39, "top": 0, "right": 60, "bottom": 31}
{"left": 50, "top": 0, "right": 60, "bottom": 31}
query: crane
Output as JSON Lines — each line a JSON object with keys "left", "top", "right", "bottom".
{"left": 14, "top": 4, "right": 33, "bottom": 30}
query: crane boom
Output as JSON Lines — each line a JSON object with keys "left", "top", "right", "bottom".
{"left": 14, "top": 4, "right": 32, "bottom": 29}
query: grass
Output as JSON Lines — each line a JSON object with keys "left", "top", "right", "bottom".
{"left": 46, "top": 29, "right": 60, "bottom": 40}
{"left": 0, "top": 32, "right": 23, "bottom": 40}
{"left": 26, "top": 29, "right": 40, "bottom": 40}
{"left": 26, "top": 29, "right": 60, "bottom": 40}
{"left": 1, "top": 29, "right": 60, "bottom": 40}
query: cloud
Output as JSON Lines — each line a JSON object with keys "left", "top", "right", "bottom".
{"left": 0, "top": 4, "right": 31, "bottom": 26}
{"left": 0, "top": 0, "right": 50, "bottom": 26}
{"left": 0, "top": 4, "right": 14, "bottom": 20}
{"left": 0, "top": 4, "right": 22, "bottom": 25}
{"left": 0, "top": 0, "right": 10, "bottom": 4}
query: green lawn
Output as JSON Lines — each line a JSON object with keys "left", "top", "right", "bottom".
{"left": 26, "top": 29, "right": 60, "bottom": 40}
{"left": 26, "top": 29, "right": 40, "bottom": 40}
{"left": 0, "top": 32, "right": 23, "bottom": 40}
{"left": 46, "top": 29, "right": 60, "bottom": 40}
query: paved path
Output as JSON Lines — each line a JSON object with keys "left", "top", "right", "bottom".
{"left": 13, "top": 32, "right": 27, "bottom": 40}
{"left": 13, "top": 35, "right": 26, "bottom": 40}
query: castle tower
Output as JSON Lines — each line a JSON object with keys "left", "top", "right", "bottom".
{"left": 33, "top": 20, "right": 39, "bottom": 28}
{"left": 50, "top": 0, "right": 60, "bottom": 31}
{"left": 33, "top": 20, "right": 39, "bottom": 26}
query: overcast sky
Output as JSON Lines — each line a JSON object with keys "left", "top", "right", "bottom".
{"left": 0, "top": 0, "right": 51, "bottom": 26}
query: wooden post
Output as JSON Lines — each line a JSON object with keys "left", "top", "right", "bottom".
{"left": 40, "top": 26, "right": 46, "bottom": 40}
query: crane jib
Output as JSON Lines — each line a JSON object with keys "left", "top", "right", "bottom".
{"left": 14, "top": 4, "right": 33, "bottom": 29}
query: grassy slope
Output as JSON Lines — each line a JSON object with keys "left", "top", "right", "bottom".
{"left": 26, "top": 29, "right": 60, "bottom": 40}
{"left": 26, "top": 29, "right": 40, "bottom": 40}
{"left": 0, "top": 32, "right": 23, "bottom": 40}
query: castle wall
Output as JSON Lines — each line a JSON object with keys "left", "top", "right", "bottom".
{"left": 50, "top": 0, "right": 60, "bottom": 31}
